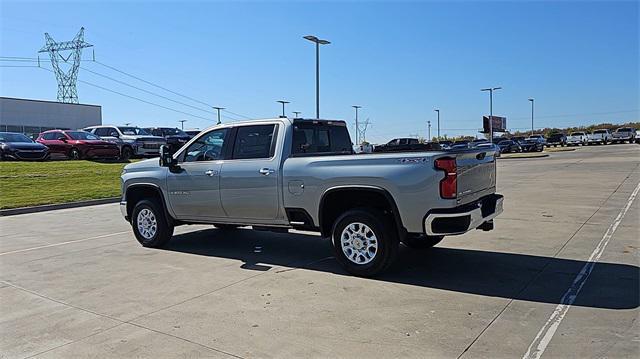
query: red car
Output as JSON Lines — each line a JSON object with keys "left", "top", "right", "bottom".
{"left": 36, "top": 130, "right": 120, "bottom": 160}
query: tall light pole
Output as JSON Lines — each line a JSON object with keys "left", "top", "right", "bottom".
{"left": 277, "top": 100, "right": 289, "bottom": 118}
{"left": 212, "top": 106, "right": 224, "bottom": 125}
{"left": 528, "top": 98, "right": 534, "bottom": 136}
{"left": 428, "top": 120, "right": 431, "bottom": 140}
{"left": 293, "top": 111, "right": 302, "bottom": 118}
{"left": 352, "top": 105, "right": 362, "bottom": 145}
{"left": 481, "top": 87, "right": 502, "bottom": 142}
{"left": 303, "top": 35, "right": 330, "bottom": 119}
{"left": 434, "top": 109, "right": 440, "bottom": 140}
{"left": 178, "top": 119, "right": 187, "bottom": 130}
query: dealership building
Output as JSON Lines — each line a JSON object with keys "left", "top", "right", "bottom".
{"left": 0, "top": 97, "right": 102, "bottom": 138}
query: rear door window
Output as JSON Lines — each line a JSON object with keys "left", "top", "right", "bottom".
{"left": 232, "top": 125, "right": 277, "bottom": 160}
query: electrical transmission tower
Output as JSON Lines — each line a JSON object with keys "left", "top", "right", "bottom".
{"left": 356, "top": 118, "right": 371, "bottom": 144}
{"left": 39, "top": 27, "right": 93, "bottom": 103}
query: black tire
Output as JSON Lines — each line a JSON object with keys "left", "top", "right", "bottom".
{"left": 331, "top": 208, "right": 399, "bottom": 277}
{"left": 402, "top": 234, "right": 444, "bottom": 249}
{"left": 120, "top": 146, "right": 133, "bottom": 161}
{"left": 214, "top": 224, "right": 239, "bottom": 230}
{"left": 69, "top": 148, "right": 81, "bottom": 160}
{"left": 131, "top": 199, "right": 174, "bottom": 248}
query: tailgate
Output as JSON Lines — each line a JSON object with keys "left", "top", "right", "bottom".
{"left": 453, "top": 148, "right": 497, "bottom": 205}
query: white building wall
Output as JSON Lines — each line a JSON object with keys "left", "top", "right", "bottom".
{"left": 0, "top": 97, "right": 102, "bottom": 136}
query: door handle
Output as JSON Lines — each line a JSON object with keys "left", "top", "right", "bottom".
{"left": 205, "top": 170, "right": 218, "bottom": 177}
{"left": 259, "top": 168, "right": 275, "bottom": 176}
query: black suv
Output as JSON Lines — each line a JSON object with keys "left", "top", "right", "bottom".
{"left": 144, "top": 127, "right": 193, "bottom": 152}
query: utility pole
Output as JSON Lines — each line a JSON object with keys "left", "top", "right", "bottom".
{"left": 212, "top": 106, "right": 224, "bottom": 125}
{"left": 434, "top": 109, "right": 440, "bottom": 140}
{"left": 277, "top": 100, "right": 289, "bottom": 118}
{"left": 481, "top": 87, "right": 502, "bottom": 142}
{"left": 352, "top": 105, "right": 362, "bottom": 144}
{"left": 39, "top": 27, "right": 93, "bottom": 103}
{"left": 303, "top": 35, "right": 330, "bottom": 119}
{"left": 293, "top": 111, "right": 302, "bottom": 118}
{"left": 528, "top": 98, "right": 534, "bottom": 136}
{"left": 179, "top": 119, "right": 187, "bottom": 130}
{"left": 428, "top": 120, "right": 431, "bottom": 141}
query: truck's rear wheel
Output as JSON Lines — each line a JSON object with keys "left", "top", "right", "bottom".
{"left": 331, "top": 209, "right": 398, "bottom": 277}
{"left": 131, "top": 199, "right": 173, "bottom": 248}
{"left": 402, "top": 234, "right": 444, "bottom": 249}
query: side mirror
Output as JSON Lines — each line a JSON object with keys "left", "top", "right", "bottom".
{"left": 109, "top": 132, "right": 119, "bottom": 138}
{"left": 58, "top": 136, "right": 67, "bottom": 142}
{"left": 159, "top": 145, "right": 179, "bottom": 171}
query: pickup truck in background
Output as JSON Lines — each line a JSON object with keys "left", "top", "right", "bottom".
{"left": 611, "top": 127, "right": 636, "bottom": 144}
{"left": 566, "top": 132, "right": 588, "bottom": 146}
{"left": 120, "top": 118, "right": 503, "bottom": 277}
{"left": 587, "top": 129, "right": 611, "bottom": 145}
{"left": 546, "top": 133, "right": 567, "bottom": 147}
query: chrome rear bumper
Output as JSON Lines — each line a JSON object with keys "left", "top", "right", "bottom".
{"left": 424, "top": 194, "right": 504, "bottom": 236}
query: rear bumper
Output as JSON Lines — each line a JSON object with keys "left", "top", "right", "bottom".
{"left": 424, "top": 194, "right": 504, "bottom": 236}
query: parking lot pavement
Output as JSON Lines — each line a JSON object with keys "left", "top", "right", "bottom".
{"left": 1, "top": 144, "right": 638, "bottom": 358}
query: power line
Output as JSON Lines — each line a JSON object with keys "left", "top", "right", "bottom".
{"left": 80, "top": 65, "right": 216, "bottom": 116}
{"left": 93, "top": 60, "right": 253, "bottom": 120}
{"left": 38, "top": 66, "right": 212, "bottom": 121}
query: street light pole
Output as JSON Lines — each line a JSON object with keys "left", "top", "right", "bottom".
{"left": 528, "top": 98, "right": 534, "bottom": 136}
{"left": 352, "top": 105, "right": 361, "bottom": 145}
{"left": 212, "top": 106, "right": 225, "bottom": 125}
{"left": 481, "top": 87, "right": 502, "bottom": 142}
{"left": 434, "top": 109, "right": 440, "bottom": 140}
{"left": 428, "top": 120, "right": 431, "bottom": 140}
{"left": 178, "top": 119, "right": 186, "bottom": 130}
{"left": 304, "top": 35, "right": 330, "bottom": 119}
{"left": 277, "top": 100, "right": 290, "bottom": 118}
{"left": 293, "top": 111, "right": 302, "bottom": 118}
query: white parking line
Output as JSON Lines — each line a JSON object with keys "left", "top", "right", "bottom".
{"left": 523, "top": 181, "right": 640, "bottom": 359}
{"left": 0, "top": 231, "right": 130, "bottom": 256}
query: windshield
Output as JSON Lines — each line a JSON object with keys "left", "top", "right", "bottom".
{"left": 162, "top": 128, "right": 187, "bottom": 136}
{"left": 498, "top": 140, "right": 513, "bottom": 145}
{"left": 0, "top": 133, "right": 33, "bottom": 143}
{"left": 66, "top": 131, "right": 101, "bottom": 140}
{"left": 118, "top": 127, "right": 150, "bottom": 136}
{"left": 593, "top": 130, "right": 607, "bottom": 134}
{"left": 571, "top": 132, "right": 584, "bottom": 136}
{"left": 617, "top": 128, "right": 633, "bottom": 132}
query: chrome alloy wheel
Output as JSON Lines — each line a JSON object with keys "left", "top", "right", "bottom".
{"left": 137, "top": 208, "right": 157, "bottom": 240}
{"left": 340, "top": 222, "right": 378, "bottom": 265}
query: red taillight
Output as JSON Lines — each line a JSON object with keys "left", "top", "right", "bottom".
{"left": 435, "top": 157, "right": 457, "bottom": 199}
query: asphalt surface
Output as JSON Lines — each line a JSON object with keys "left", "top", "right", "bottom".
{"left": 1, "top": 144, "right": 639, "bottom": 359}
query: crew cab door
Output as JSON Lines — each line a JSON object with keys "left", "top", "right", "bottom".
{"left": 166, "top": 128, "right": 229, "bottom": 220}
{"left": 220, "top": 124, "right": 280, "bottom": 220}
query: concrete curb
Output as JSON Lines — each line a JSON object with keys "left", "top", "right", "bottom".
{"left": 498, "top": 153, "right": 549, "bottom": 160}
{"left": 0, "top": 197, "right": 120, "bottom": 217}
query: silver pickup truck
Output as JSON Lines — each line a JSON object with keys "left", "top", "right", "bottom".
{"left": 120, "top": 118, "right": 503, "bottom": 276}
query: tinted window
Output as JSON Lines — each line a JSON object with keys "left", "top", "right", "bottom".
{"left": 593, "top": 130, "right": 607, "bottom": 134}
{"left": 94, "top": 127, "right": 115, "bottom": 137}
{"left": 183, "top": 128, "right": 228, "bottom": 162}
{"left": 232, "top": 125, "right": 276, "bottom": 160}
{"left": 292, "top": 122, "right": 352, "bottom": 156}
{"left": 43, "top": 132, "right": 61, "bottom": 140}
{"left": 66, "top": 131, "right": 100, "bottom": 140}
{"left": 118, "top": 127, "right": 149, "bottom": 135}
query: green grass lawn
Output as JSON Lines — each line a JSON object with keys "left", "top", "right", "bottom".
{"left": 0, "top": 160, "right": 132, "bottom": 209}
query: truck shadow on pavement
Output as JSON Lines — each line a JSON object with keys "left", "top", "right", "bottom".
{"left": 164, "top": 227, "right": 639, "bottom": 310}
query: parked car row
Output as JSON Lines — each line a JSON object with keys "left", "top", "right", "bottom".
{"left": 0, "top": 125, "right": 199, "bottom": 161}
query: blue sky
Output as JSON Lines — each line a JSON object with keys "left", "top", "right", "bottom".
{"left": 1, "top": 0, "right": 638, "bottom": 142}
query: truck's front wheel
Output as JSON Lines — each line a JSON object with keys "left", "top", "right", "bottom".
{"left": 402, "top": 234, "right": 444, "bottom": 249}
{"left": 332, "top": 209, "right": 398, "bottom": 277}
{"left": 131, "top": 199, "right": 174, "bottom": 248}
